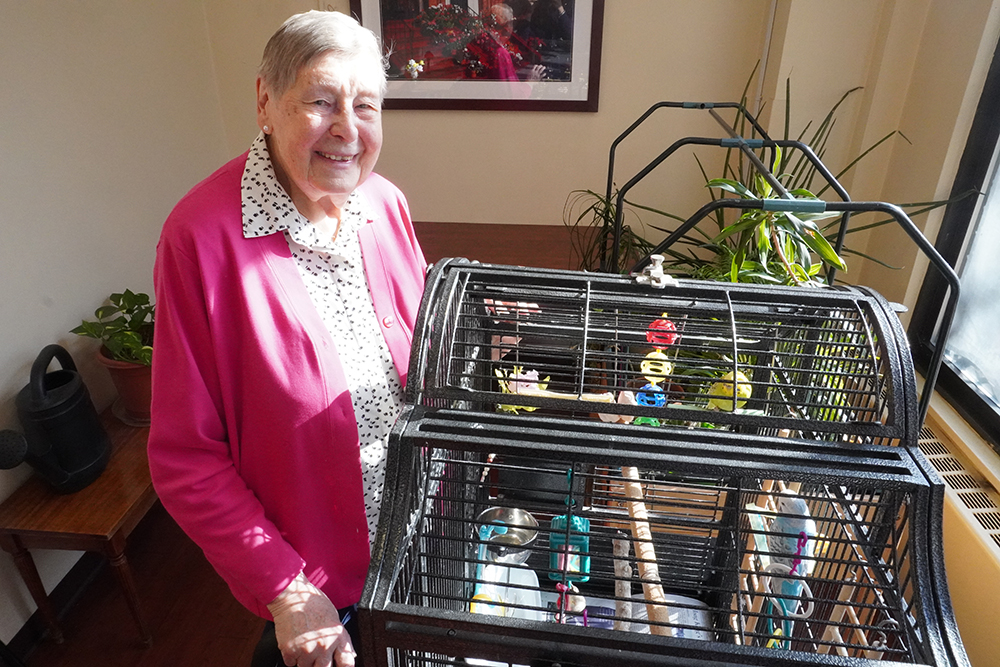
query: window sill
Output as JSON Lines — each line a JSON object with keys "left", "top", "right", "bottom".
{"left": 924, "top": 382, "right": 1000, "bottom": 492}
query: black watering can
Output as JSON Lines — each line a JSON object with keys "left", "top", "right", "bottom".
{"left": 0, "top": 345, "right": 110, "bottom": 493}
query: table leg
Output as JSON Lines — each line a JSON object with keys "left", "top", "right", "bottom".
{"left": 0, "top": 638, "right": 29, "bottom": 667}
{"left": 106, "top": 537, "right": 153, "bottom": 646}
{"left": 0, "top": 534, "right": 64, "bottom": 643}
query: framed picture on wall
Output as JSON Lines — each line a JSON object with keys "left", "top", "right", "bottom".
{"left": 350, "top": 0, "right": 604, "bottom": 111}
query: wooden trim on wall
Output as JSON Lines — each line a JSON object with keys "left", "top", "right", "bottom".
{"left": 414, "top": 222, "right": 578, "bottom": 271}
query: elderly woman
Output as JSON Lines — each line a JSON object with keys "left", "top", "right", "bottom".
{"left": 465, "top": 3, "right": 544, "bottom": 82}
{"left": 148, "top": 11, "right": 425, "bottom": 667}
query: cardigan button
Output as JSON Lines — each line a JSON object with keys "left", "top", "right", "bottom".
{"left": 382, "top": 315, "right": 395, "bottom": 328}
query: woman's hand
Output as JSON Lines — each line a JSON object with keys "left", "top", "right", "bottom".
{"left": 267, "top": 572, "right": 357, "bottom": 667}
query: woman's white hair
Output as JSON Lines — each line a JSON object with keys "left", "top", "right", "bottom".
{"left": 258, "top": 10, "right": 388, "bottom": 99}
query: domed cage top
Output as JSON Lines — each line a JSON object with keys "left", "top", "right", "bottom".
{"left": 407, "top": 260, "right": 916, "bottom": 446}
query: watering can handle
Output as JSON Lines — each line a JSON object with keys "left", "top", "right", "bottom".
{"left": 29, "top": 344, "right": 77, "bottom": 404}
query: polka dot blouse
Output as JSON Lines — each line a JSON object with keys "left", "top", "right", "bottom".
{"left": 240, "top": 132, "right": 403, "bottom": 548}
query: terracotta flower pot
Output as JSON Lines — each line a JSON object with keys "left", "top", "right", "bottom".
{"left": 97, "top": 347, "right": 152, "bottom": 425}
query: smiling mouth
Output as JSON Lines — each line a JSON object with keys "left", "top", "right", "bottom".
{"left": 317, "top": 151, "right": 354, "bottom": 163}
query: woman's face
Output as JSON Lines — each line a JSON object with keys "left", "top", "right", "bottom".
{"left": 257, "top": 51, "right": 383, "bottom": 219}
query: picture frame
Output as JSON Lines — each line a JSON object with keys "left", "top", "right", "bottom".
{"left": 350, "top": 0, "right": 604, "bottom": 111}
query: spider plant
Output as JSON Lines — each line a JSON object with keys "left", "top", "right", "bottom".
{"left": 564, "top": 188, "right": 676, "bottom": 275}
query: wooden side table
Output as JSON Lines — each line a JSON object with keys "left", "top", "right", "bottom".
{"left": 0, "top": 410, "right": 157, "bottom": 645}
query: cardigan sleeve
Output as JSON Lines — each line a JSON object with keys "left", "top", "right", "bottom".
{"left": 148, "top": 204, "right": 306, "bottom": 616}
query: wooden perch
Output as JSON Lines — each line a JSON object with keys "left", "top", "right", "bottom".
{"left": 516, "top": 386, "right": 616, "bottom": 403}
{"left": 621, "top": 466, "right": 673, "bottom": 636}
{"left": 613, "top": 534, "right": 633, "bottom": 631}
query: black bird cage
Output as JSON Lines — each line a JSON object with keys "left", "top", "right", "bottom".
{"left": 358, "top": 259, "right": 970, "bottom": 667}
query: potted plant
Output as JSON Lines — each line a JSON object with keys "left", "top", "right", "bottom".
{"left": 563, "top": 74, "right": 982, "bottom": 426}
{"left": 71, "top": 289, "right": 154, "bottom": 425}
{"left": 565, "top": 188, "right": 675, "bottom": 275}
{"left": 566, "top": 73, "right": 977, "bottom": 284}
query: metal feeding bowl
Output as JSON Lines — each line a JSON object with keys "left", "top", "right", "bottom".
{"left": 475, "top": 507, "right": 538, "bottom": 565}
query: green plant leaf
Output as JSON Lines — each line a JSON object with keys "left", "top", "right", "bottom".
{"left": 712, "top": 213, "right": 764, "bottom": 243}
{"left": 783, "top": 77, "right": 791, "bottom": 146}
{"left": 70, "top": 321, "right": 104, "bottom": 339}
{"left": 786, "top": 262, "right": 805, "bottom": 282}
{"left": 775, "top": 211, "right": 806, "bottom": 235}
{"left": 94, "top": 305, "right": 122, "bottom": 320}
{"left": 840, "top": 246, "right": 902, "bottom": 270}
{"left": 788, "top": 86, "right": 863, "bottom": 190}
{"left": 705, "top": 178, "right": 754, "bottom": 199}
{"left": 627, "top": 200, "right": 687, "bottom": 224}
{"left": 801, "top": 229, "right": 848, "bottom": 271}
{"left": 71, "top": 289, "right": 155, "bottom": 365}
{"left": 816, "top": 129, "right": 905, "bottom": 198}
{"left": 754, "top": 173, "right": 772, "bottom": 199}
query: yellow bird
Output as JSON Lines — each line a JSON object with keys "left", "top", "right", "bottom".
{"left": 708, "top": 370, "right": 752, "bottom": 411}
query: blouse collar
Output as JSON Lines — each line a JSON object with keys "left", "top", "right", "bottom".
{"left": 240, "top": 132, "right": 369, "bottom": 249}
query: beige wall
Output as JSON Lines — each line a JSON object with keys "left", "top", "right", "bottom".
{"left": 0, "top": 1, "right": 226, "bottom": 641}
{"left": 378, "top": 1, "right": 772, "bottom": 230}
{"left": 860, "top": 0, "right": 1000, "bottom": 308}
{"left": 0, "top": 0, "right": 309, "bottom": 643}
{"left": 2, "top": 0, "right": 999, "bottom": 654}
{"left": 205, "top": 0, "right": 322, "bottom": 153}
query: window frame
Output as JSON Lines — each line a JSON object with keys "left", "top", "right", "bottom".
{"left": 909, "top": 36, "right": 1000, "bottom": 453}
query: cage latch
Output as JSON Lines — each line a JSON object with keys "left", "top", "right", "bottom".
{"left": 634, "top": 254, "right": 678, "bottom": 289}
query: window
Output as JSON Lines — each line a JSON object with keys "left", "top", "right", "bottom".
{"left": 910, "top": 37, "right": 1000, "bottom": 453}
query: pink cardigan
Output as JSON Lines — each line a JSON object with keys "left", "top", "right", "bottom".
{"left": 148, "top": 152, "right": 426, "bottom": 617}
